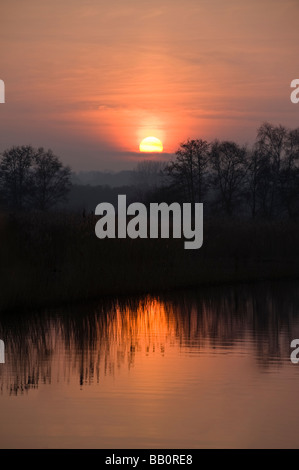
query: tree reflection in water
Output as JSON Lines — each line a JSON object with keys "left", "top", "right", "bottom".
{"left": 1, "top": 280, "right": 299, "bottom": 395}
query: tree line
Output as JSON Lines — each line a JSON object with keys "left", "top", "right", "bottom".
{"left": 163, "top": 122, "right": 299, "bottom": 219}
{"left": 1, "top": 121, "right": 298, "bottom": 219}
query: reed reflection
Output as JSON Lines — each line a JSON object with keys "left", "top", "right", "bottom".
{"left": 0, "top": 281, "right": 299, "bottom": 395}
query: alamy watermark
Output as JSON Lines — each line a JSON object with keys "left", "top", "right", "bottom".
{"left": 290, "top": 79, "right": 299, "bottom": 104}
{"left": 0, "top": 340, "right": 4, "bottom": 363}
{"left": 290, "top": 339, "right": 299, "bottom": 363}
{"left": 0, "top": 79, "right": 5, "bottom": 103}
{"left": 95, "top": 195, "right": 203, "bottom": 249}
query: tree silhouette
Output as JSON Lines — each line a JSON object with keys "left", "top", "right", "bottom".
{"left": 254, "top": 122, "right": 288, "bottom": 217}
{"left": 210, "top": 140, "right": 247, "bottom": 216}
{"left": 0, "top": 146, "right": 71, "bottom": 211}
{"left": 167, "top": 139, "right": 210, "bottom": 203}
{"left": 29, "top": 148, "right": 72, "bottom": 210}
{"left": 0, "top": 145, "right": 34, "bottom": 210}
{"left": 279, "top": 127, "right": 299, "bottom": 219}
{"left": 245, "top": 123, "right": 299, "bottom": 219}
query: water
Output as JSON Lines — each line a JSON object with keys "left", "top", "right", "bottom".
{"left": 1, "top": 281, "right": 299, "bottom": 448}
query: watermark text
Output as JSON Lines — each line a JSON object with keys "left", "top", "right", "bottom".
{"left": 95, "top": 195, "right": 203, "bottom": 250}
{"left": 290, "top": 79, "right": 299, "bottom": 104}
{"left": 290, "top": 339, "right": 299, "bottom": 363}
{"left": 0, "top": 79, "right": 4, "bottom": 103}
{"left": 0, "top": 340, "right": 4, "bottom": 363}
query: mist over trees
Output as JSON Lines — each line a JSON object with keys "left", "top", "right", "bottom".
{"left": 1, "top": 122, "right": 298, "bottom": 220}
{"left": 131, "top": 160, "right": 167, "bottom": 190}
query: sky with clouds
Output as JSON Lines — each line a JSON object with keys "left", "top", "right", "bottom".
{"left": 1, "top": 0, "right": 298, "bottom": 170}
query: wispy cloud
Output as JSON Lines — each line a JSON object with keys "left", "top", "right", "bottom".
{"left": 1, "top": 0, "right": 298, "bottom": 170}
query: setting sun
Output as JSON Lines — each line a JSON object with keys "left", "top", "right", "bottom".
{"left": 139, "top": 136, "right": 163, "bottom": 153}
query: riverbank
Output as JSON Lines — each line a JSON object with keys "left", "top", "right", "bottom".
{"left": 1, "top": 212, "right": 299, "bottom": 311}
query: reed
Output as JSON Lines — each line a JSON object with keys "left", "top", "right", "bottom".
{"left": 0, "top": 211, "right": 298, "bottom": 311}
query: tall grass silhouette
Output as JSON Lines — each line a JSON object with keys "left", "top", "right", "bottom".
{"left": 0, "top": 211, "right": 299, "bottom": 311}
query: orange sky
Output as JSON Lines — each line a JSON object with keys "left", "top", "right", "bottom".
{"left": 1, "top": 0, "right": 298, "bottom": 170}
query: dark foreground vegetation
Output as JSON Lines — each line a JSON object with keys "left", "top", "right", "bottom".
{"left": 1, "top": 211, "right": 299, "bottom": 311}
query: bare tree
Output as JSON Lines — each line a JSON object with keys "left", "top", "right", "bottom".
{"left": 0, "top": 145, "right": 71, "bottom": 211}
{"left": 29, "top": 148, "right": 72, "bottom": 210}
{"left": 279, "top": 128, "right": 299, "bottom": 218}
{"left": 254, "top": 122, "right": 288, "bottom": 217}
{"left": 0, "top": 145, "right": 34, "bottom": 210}
{"left": 167, "top": 139, "right": 210, "bottom": 203}
{"left": 245, "top": 148, "right": 272, "bottom": 219}
{"left": 210, "top": 140, "right": 247, "bottom": 216}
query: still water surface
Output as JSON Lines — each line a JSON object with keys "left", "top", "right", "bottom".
{"left": 1, "top": 281, "right": 299, "bottom": 448}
